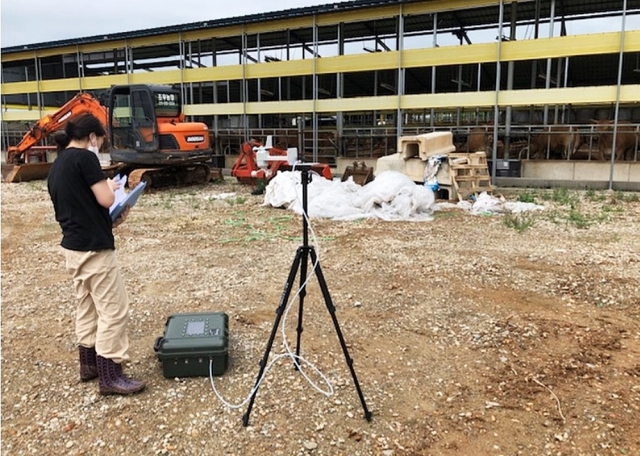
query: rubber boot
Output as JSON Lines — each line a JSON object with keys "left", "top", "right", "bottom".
{"left": 96, "top": 355, "right": 146, "bottom": 395}
{"left": 79, "top": 346, "right": 99, "bottom": 382}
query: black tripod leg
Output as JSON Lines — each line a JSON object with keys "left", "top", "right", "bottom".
{"left": 294, "top": 247, "right": 310, "bottom": 369}
{"left": 309, "top": 249, "right": 373, "bottom": 421}
{"left": 242, "top": 248, "right": 304, "bottom": 427}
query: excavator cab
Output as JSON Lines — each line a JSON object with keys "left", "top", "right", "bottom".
{"left": 108, "top": 85, "right": 162, "bottom": 155}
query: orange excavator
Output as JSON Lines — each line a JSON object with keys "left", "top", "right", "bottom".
{"left": 4, "top": 84, "right": 213, "bottom": 188}
{"left": 231, "top": 136, "right": 332, "bottom": 189}
{"left": 4, "top": 93, "right": 108, "bottom": 183}
{"left": 106, "top": 84, "right": 212, "bottom": 188}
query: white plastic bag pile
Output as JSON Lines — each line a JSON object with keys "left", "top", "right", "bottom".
{"left": 263, "top": 170, "right": 437, "bottom": 221}
{"left": 461, "top": 192, "right": 545, "bottom": 215}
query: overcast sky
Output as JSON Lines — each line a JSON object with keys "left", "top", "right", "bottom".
{"left": 0, "top": 0, "right": 352, "bottom": 48}
{"left": 1, "top": 1, "right": 638, "bottom": 49}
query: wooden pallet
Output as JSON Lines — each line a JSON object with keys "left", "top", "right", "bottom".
{"left": 447, "top": 152, "right": 493, "bottom": 201}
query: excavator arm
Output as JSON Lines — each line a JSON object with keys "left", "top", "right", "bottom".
{"left": 7, "top": 92, "right": 108, "bottom": 164}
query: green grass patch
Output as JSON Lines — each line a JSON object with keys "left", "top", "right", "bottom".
{"left": 225, "top": 196, "right": 247, "bottom": 206}
{"left": 502, "top": 212, "right": 536, "bottom": 233}
{"left": 566, "top": 209, "right": 592, "bottom": 229}
{"left": 218, "top": 213, "right": 334, "bottom": 244}
{"left": 601, "top": 203, "right": 623, "bottom": 214}
{"left": 517, "top": 191, "right": 536, "bottom": 204}
{"left": 433, "top": 211, "right": 465, "bottom": 219}
{"left": 540, "top": 187, "right": 581, "bottom": 208}
{"left": 585, "top": 189, "right": 607, "bottom": 202}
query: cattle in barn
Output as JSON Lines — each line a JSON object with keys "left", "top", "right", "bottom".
{"left": 462, "top": 127, "right": 494, "bottom": 153}
{"left": 593, "top": 120, "right": 639, "bottom": 161}
{"left": 528, "top": 125, "right": 581, "bottom": 160}
{"left": 458, "top": 126, "right": 506, "bottom": 158}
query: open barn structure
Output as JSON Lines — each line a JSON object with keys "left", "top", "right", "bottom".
{"left": 2, "top": 0, "right": 640, "bottom": 188}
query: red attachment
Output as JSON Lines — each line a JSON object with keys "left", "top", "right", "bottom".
{"left": 231, "top": 139, "right": 332, "bottom": 186}
{"left": 230, "top": 139, "right": 267, "bottom": 184}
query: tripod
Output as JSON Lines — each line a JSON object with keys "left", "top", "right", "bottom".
{"left": 242, "top": 165, "right": 372, "bottom": 426}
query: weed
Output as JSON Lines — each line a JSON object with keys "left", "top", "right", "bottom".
{"left": 517, "top": 191, "right": 536, "bottom": 204}
{"left": 550, "top": 188, "right": 580, "bottom": 207}
{"left": 225, "top": 196, "right": 247, "bottom": 206}
{"left": 585, "top": 189, "right": 606, "bottom": 202}
{"left": 552, "top": 188, "right": 568, "bottom": 203}
{"left": 224, "top": 214, "right": 247, "bottom": 227}
{"left": 502, "top": 212, "right": 536, "bottom": 232}
{"left": 245, "top": 230, "right": 274, "bottom": 242}
{"left": 253, "top": 180, "right": 267, "bottom": 195}
{"left": 594, "top": 212, "right": 611, "bottom": 224}
{"left": 544, "top": 209, "right": 563, "bottom": 225}
{"left": 539, "top": 190, "right": 553, "bottom": 201}
{"left": 566, "top": 209, "right": 591, "bottom": 229}
{"left": 27, "top": 180, "right": 46, "bottom": 191}
{"left": 610, "top": 191, "right": 640, "bottom": 203}
{"left": 433, "top": 211, "right": 464, "bottom": 219}
{"left": 601, "top": 203, "right": 622, "bottom": 214}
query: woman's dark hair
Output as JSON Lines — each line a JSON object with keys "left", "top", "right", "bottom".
{"left": 54, "top": 113, "right": 106, "bottom": 151}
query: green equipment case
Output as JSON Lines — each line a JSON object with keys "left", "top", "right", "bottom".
{"left": 154, "top": 312, "right": 229, "bottom": 378}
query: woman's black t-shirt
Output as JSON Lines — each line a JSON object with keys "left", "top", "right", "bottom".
{"left": 47, "top": 147, "right": 115, "bottom": 251}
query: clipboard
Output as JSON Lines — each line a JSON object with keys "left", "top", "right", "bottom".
{"left": 109, "top": 181, "right": 147, "bottom": 222}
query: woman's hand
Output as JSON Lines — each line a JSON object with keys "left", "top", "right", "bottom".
{"left": 107, "top": 178, "right": 122, "bottom": 193}
{"left": 112, "top": 205, "right": 131, "bottom": 228}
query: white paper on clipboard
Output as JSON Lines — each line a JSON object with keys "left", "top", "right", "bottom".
{"left": 109, "top": 181, "right": 147, "bottom": 222}
{"left": 109, "top": 174, "right": 128, "bottom": 212}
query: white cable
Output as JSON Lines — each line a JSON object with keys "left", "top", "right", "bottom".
{"left": 279, "top": 163, "right": 333, "bottom": 396}
{"left": 209, "top": 354, "right": 284, "bottom": 409}
{"left": 210, "top": 163, "right": 335, "bottom": 408}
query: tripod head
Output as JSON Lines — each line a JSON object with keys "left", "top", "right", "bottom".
{"left": 292, "top": 163, "right": 316, "bottom": 182}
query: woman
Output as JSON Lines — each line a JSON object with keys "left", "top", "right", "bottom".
{"left": 48, "top": 113, "right": 145, "bottom": 395}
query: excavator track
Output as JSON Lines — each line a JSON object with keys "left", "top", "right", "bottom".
{"left": 127, "top": 164, "right": 211, "bottom": 189}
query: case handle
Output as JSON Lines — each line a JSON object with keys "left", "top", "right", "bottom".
{"left": 153, "top": 336, "right": 164, "bottom": 353}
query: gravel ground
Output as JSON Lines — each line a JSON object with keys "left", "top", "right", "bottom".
{"left": 2, "top": 178, "right": 640, "bottom": 456}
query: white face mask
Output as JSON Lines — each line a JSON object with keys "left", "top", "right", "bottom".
{"left": 88, "top": 145, "right": 100, "bottom": 157}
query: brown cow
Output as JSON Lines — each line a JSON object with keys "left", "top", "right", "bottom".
{"left": 462, "top": 127, "right": 491, "bottom": 153}
{"left": 460, "top": 126, "right": 505, "bottom": 158}
{"left": 528, "top": 125, "right": 581, "bottom": 160}
{"left": 593, "top": 120, "right": 638, "bottom": 161}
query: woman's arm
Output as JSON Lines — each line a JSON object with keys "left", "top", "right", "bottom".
{"left": 91, "top": 178, "right": 118, "bottom": 208}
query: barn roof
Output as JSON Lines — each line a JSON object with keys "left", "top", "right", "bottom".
{"left": 2, "top": 0, "right": 639, "bottom": 54}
